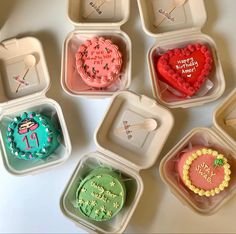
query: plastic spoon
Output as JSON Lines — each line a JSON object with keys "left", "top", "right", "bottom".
{"left": 153, "top": 0, "right": 186, "bottom": 27}
{"left": 83, "top": 0, "right": 110, "bottom": 19}
{"left": 15, "top": 54, "right": 36, "bottom": 93}
{"left": 225, "top": 118, "right": 236, "bottom": 126}
{"left": 115, "top": 118, "right": 158, "bottom": 134}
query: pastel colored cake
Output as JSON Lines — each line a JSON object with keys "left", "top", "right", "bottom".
{"left": 177, "top": 146, "right": 231, "bottom": 197}
{"left": 75, "top": 37, "right": 123, "bottom": 88}
{"left": 6, "top": 112, "right": 61, "bottom": 160}
{"left": 157, "top": 43, "right": 213, "bottom": 97}
{"left": 75, "top": 168, "right": 126, "bottom": 222}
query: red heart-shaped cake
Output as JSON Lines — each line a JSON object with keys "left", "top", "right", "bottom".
{"left": 156, "top": 44, "right": 213, "bottom": 97}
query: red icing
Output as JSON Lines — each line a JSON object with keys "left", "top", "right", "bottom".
{"left": 75, "top": 37, "right": 123, "bottom": 88}
{"left": 178, "top": 147, "right": 225, "bottom": 191}
{"left": 157, "top": 44, "right": 213, "bottom": 97}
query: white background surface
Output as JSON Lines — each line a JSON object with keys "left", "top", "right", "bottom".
{"left": 1, "top": 0, "right": 236, "bottom": 233}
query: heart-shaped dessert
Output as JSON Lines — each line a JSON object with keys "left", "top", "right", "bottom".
{"left": 157, "top": 44, "right": 213, "bottom": 97}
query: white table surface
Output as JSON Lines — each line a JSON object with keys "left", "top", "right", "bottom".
{"left": 1, "top": 0, "right": 236, "bottom": 233}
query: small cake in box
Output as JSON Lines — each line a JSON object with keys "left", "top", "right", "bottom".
{"left": 6, "top": 112, "right": 61, "bottom": 160}
{"left": 160, "top": 127, "right": 236, "bottom": 215}
{"left": 138, "top": 0, "right": 225, "bottom": 108}
{"left": 60, "top": 153, "right": 142, "bottom": 234}
{"left": 60, "top": 91, "right": 174, "bottom": 233}
{"left": 148, "top": 37, "right": 224, "bottom": 108}
{"left": 156, "top": 43, "right": 213, "bottom": 98}
{"left": 177, "top": 146, "right": 231, "bottom": 197}
{"left": 75, "top": 37, "right": 123, "bottom": 89}
{"left": 61, "top": 0, "right": 131, "bottom": 98}
{"left": 0, "top": 37, "right": 71, "bottom": 175}
{"left": 75, "top": 168, "right": 126, "bottom": 222}
{"left": 0, "top": 101, "right": 70, "bottom": 175}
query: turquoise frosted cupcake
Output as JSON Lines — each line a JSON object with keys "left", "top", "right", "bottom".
{"left": 6, "top": 112, "right": 61, "bottom": 160}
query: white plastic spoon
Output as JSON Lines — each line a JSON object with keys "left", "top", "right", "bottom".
{"left": 225, "top": 118, "right": 236, "bottom": 126}
{"left": 115, "top": 118, "right": 158, "bottom": 134}
{"left": 154, "top": 0, "right": 187, "bottom": 27}
{"left": 15, "top": 54, "right": 36, "bottom": 93}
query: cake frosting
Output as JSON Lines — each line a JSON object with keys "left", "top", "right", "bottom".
{"left": 157, "top": 43, "right": 213, "bottom": 97}
{"left": 75, "top": 168, "right": 126, "bottom": 222}
{"left": 177, "top": 146, "right": 231, "bottom": 197}
{"left": 75, "top": 37, "right": 123, "bottom": 88}
{"left": 6, "top": 112, "right": 60, "bottom": 160}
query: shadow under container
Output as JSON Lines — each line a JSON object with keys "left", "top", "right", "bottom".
{"left": 61, "top": 0, "right": 131, "bottom": 98}
{"left": 137, "top": 0, "right": 225, "bottom": 108}
{"left": 60, "top": 91, "right": 174, "bottom": 233}
{"left": 160, "top": 88, "right": 236, "bottom": 214}
{"left": 0, "top": 37, "right": 72, "bottom": 175}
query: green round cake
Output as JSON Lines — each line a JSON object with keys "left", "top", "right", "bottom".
{"left": 76, "top": 168, "right": 126, "bottom": 222}
{"left": 6, "top": 112, "right": 61, "bottom": 160}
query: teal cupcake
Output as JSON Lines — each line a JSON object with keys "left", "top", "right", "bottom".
{"left": 6, "top": 112, "right": 61, "bottom": 160}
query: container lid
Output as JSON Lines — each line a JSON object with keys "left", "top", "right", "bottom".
{"left": 213, "top": 88, "right": 236, "bottom": 148}
{"left": 67, "top": 0, "right": 130, "bottom": 28}
{"left": 137, "top": 0, "right": 207, "bottom": 38}
{"left": 94, "top": 91, "right": 174, "bottom": 171}
{"left": 0, "top": 37, "right": 50, "bottom": 112}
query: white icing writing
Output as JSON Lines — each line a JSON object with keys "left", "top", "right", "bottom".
{"left": 195, "top": 162, "right": 216, "bottom": 183}
{"left": 175, "top": 57, "right": 199, "bottom": 78}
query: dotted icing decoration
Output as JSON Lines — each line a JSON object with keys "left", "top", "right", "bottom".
{"left": 180, "top": 148, "right": 231, "bottom": 197}
{"left": 75, "top": 168, "right": 126, "bottom": 222}
{"left": 6, "top": 112, "right": 61, "bottom": 160}
{"left": 75, "top": 37, "right": 123, "bottom": 88}
{"left": 157, "top": 43, "right": 213, "bottom": 97}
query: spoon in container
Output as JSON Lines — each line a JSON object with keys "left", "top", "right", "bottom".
{"left": 225, "top": 118, "right": 236, "bottom": 126}
{"left": 15, "top": 54, "right": 36, "bottom": 93}
{"left": 153, "top": 0, "right": 187, "bottom": 27}
{"left": 115, "top": 118, "right": 158, "bottom": 134}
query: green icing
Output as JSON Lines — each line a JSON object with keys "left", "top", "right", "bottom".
{"left": 6, "top": 112, "right": 60, "bottom": 160}
{"left": 76, "top": 168, "right": 126, "bottom": 222}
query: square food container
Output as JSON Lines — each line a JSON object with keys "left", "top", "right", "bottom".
{"left": 137, "top": 0, "right": 225, "bottom": 108}
{"left": 0, "top": 37, "right": 72, "bottom": 175}
{"left": 159, "top": 89, "right": 236, "bottom": 215}
{"left": 60, "top": 91, "right": 174, "bottom": 233}
{"left": 61, "top": 0, "right": 132, "bottom": 98}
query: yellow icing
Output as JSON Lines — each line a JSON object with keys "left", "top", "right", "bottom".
{"left": 182, "top": 148, "right": 231, "bottom": 197}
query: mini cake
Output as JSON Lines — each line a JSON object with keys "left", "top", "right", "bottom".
{"left": 6, "top": 112, "right": 61, "bottom": 160}
{"left": 177, "top": 146, "right": 231, "bottom": 197}
{"left": 75, "top": 37, "right": 123, "bottom": 88}
{"left": 75, "top": 168, "right": 126, "bottom": 222}
{"left": 157, "top": 43, "right": 213, "bottom": 97}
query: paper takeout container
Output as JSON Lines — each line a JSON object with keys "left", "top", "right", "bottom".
{"left": 0, "top": 37, "right": 72, "bottom": 175}
{"left": 137, "top": 0, "right": 225, "bottom": 108}
{"left": 61, "top": 0, "right": 132, "bottom": 98}
{"left": 60, "top": 91, "right": 174, "bottom": 233}
{"left": 160, "top": 89, "right": 236, "bottom": 215}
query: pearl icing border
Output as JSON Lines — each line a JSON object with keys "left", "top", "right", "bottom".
{"left": 182, "top": 148, "right": 231, "bottom": 197}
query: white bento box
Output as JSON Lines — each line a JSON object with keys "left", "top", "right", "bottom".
{"left": 61, "top": 0, "right": 132, "bottom": 98}
{"left": 0, "top": 37, "right": 72, "bottom": 175}
{"left": 160, "top": 89, "right": 236, "bottom": 215}
{"left": 137, "top": 0, "right": 225, "bottom": 108}
{"left": 60, "top": 91, "right": 174, "bottom": 233}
